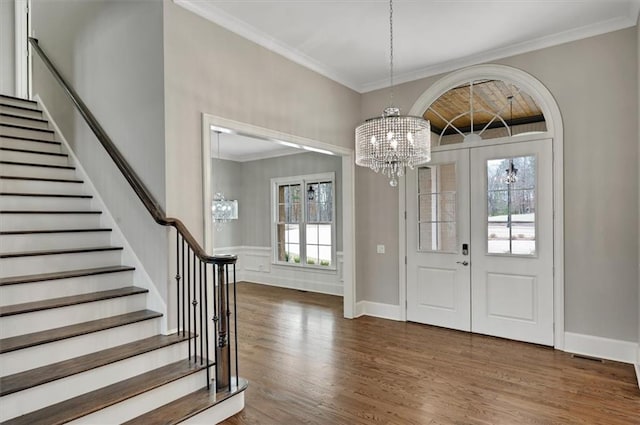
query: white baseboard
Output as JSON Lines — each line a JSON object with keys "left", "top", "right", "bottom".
{"left": 635, "top": 363, "right": 640, "bottom": 390}
{"left": 355, "top": 301, "right": 403, "bottom": 321}
{"left": 564, "top": 332, "right": 638, "bottom": 364}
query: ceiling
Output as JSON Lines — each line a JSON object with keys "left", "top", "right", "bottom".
{"left": 176, "top": 0, "right": 639, "bottom": 93}
{"left": 211, "top": 130, "right": 302, "bottom": 162}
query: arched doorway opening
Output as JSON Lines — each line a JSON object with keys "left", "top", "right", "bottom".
{"left": 399, "top": 64, "right": 565, "bottom": 349}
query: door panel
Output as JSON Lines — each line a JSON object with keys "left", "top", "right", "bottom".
{"left": 406, "top": 149, "right": 470, "bottom": 331}
{"left": 470, "top": 140, "right": 553, "bottom": 345}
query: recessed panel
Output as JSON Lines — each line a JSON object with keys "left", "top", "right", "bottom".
{"left": 417, "top": 267, "right": 456, "bottom": 310}
{"left": 486, "top": 273, "right": 536, "bottom": 322}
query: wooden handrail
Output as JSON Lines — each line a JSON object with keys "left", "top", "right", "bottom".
{"left": 28, "top": 37, "right": 232, "bottom": 265}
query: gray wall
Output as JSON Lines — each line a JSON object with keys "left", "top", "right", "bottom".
{"left": 163, "top": 0, "right": 361, "bottom": 246}
{"left": 211, "top": 152, "right": 343, "bottom": 251}
{"left": 30, "top": 0, "right": 168, "bottom": 299}
{"left": 360, "top": 28, "right": 639, "bottom": 343}
{"left": 1, "top": 0, "right": 15, "bottom": 96}
{"left": 637, "top": 17, "right": 640, "bottom": 358}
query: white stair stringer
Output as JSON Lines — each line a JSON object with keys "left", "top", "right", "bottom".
{"left": 0, "top": 341, "right": 191, "bottom": 422}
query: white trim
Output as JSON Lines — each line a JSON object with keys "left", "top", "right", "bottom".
{"left": 402, "top": 64, "right": 565, "bottom": 349}
{"left": 180, "top": 392, "right": 245, "bottom": 425}
{"left": 564, "top": 332, "right": 638, "bottom": 364}
{"left": 355, "top": 301, "right": 403, "bottom": 321}
{"left": 635, "top": 362, "right": 640, "bottom": 390}
{"left": 175, "top": 0, "right": 637, "bottom": 93}
{"left": 14, "top": 0, "right": 30, "bottom": 98}
{"left": 35, "top": 95, "right": 168, "bottom": 333}
{"left": 201, "top": 113, "right": 356, "bottom": 318}
{"left": 173, "top": 0, "right": 360, "bottom": 92}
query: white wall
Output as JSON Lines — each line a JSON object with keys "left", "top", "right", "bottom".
{"left": 0, "top": 0, "right": 15, "bottom": 96}
{"left": 360, "top": 28, "right": 639, "bottom": 343}
{"left": 30, "top": 0, "right": 169, "bottom": 302}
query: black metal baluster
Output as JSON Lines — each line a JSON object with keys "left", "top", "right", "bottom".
{"left": 181, "top": 238, "right": 186, "bottom": 337}
{"left": 192, "top": 250, "right": 197, "bottom": 363}
{"left": 212, "top": 262, "right": 219, "bottom": 387}
{"left": 233, "top": 262, "right": 238, "bottom": 388}
{"left": 175, "top": 234, "right": 181, "bottom": 335}
{"left": 225, "top": 264, "right": 232, "bottom": 392}
{"left": 199, "top": 260, "right": 204, "bottom": 365}
{"left": 187, "top": 245, "right": 191, "bottom": 360}
{"left": 204, "top": 261, "right": 210, "bottom": 388}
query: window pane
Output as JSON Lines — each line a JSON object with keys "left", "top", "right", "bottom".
{"left": 487, "top": 156, "right": 536, "bottom": 255}
{"left": 306, "top": 224, "right": 318, "bottom": 244}
{"left": 306, "top": 245, "right": 319, "bottom": 265}
{"left": 317, "top": 224, "right": 331, "bottom": 245}
{"left": 318, "top": 245, "right": 332, "bottom": 266}
{"left": 417, "top": 164, "right": 457, "bottom": 252}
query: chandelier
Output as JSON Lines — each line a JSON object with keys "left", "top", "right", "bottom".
{"left": 355, "top": 0, "right": 431, "bottom": 187}
{"left": 212, "top": 131, "right": 238, "bottom": 231}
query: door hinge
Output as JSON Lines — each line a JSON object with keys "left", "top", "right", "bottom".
{"left": 404, "top": 256, "right": 407, "bottom": 265}
{"left": 404, "top": 211, "right": 407, "bottom": 220}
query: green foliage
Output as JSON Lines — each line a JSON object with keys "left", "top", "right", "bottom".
{"left": 320, "top": 260, "right": 330, "bottom": 266}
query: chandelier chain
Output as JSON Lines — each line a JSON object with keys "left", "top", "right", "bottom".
{"left": 389, "top": 0, "right": 394, "bottom": 107}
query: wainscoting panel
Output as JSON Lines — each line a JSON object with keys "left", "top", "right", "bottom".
{"left": 212, "top": 246, "right": 343, "bottom": 296}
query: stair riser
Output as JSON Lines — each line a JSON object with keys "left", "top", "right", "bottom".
{"left": 0, "top": 231, "right": 111, "bottom": 253}
{"left": 0, "top": 97, "right": 38, "bottom": 109}
{"left": 0, "top": 125, "right": 55, "bottom": 140}
{"left": 0, "top": 195, "right": 93, "bottom": 211}
{"left": 0, "top": 270, "right": 134, "bottom": 306}
{"left": 0, "top": 318, "right": 161, "bottom": 376}
{"left": 0, "top": 115, "right": 49, "bottom": 130}
{"left": 0, "top": 212, "right": 101, "bottom": 232}
{"left": 0, "top": 178, "right": 85, "bottom": 195}
{"left": 1, "top": 342, "right": 190, "bottom": 421}
{"left": 0, "top": 137, "right": 62, "bottom": 153}
{"left": 0, "top": 292, "right": 147, "bottom": 339}
{"left": 0, "top": 149, "right": 69, "bottom": 166}
{"left": 0, "top": 249, "right": 120, "bottom": 278}
{"left": 0, "top": 104, "right": 43, "bottom": 119}
{"left": 0, "top": 163, "right": 76, "bottom": 180}
{"left": 70, "top": 369, "right": 208, "bottom": 425}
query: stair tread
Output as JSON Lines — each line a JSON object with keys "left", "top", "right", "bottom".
{"left": 0, "top": 245, "right": 122, "bottom": 259}
{"left": 0, "top": 309, "right": 162, "bottom": 353}
{"left": 0, "top": 332, "right": 192, "bottom": 397}
{"left": 0, "top": 135, "right": 60, "bottom": 145}
{"left": 0, "top": 94, "right": 37, "bottom": 104}
{"left": 0, "top": 122, "right": 54, "bottom": 133}
{"left": 0, "top": 265, "right": 134, "bottom": 286}
{"left": 1, "top": 358, "right": 210, "bottom": 425}
{"left": 0, "top": 175, "right": 82, "bottom": 183}
{"left": 1, "top": 227, "right": 109, "bottom": 235}
{"left": 0, "top": 286, "right": 148, "bottom": 317}
{"left": 0, "top": 112, "right": 48, "bottom": 124}
{"left": 123, "top": 378, "right": 249, "bottom": 425}
{"left": 0, "top": 192, "right": 91, "bottom": 198}
{"left": 0, "top": 160, "right": 74, "bottom": 170}
{"left": 0, "top": 210, "right": 101, "bottom": 214}
{"left": 0, "top": 147, "right": 67, "bottom": 157}
{"left": 0, "top": 102, "right": 41, "bottom": 113}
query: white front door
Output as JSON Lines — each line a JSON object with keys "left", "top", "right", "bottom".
{"left": 406, "top": 149, "right": 471, "bottom": 332}
{"left": 470, "top": 140, "right": 554, "bottom": 345}
{"left": 406, "top": 139, "right": 554, "bottom": 345}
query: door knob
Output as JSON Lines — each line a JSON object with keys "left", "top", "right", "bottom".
{"left": 456, "top": 261, "right": 469, "bottom": 266}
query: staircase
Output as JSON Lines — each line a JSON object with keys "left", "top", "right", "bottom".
{"left": 0, "top": 94, "right": 245, "bottom": 424}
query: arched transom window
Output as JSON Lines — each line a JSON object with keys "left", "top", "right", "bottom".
{"left": 425, "top": 79, "right": 547, "bottom": 146}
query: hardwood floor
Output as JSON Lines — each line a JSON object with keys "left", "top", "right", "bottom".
{"left": 223, "top": 282, "right": 639, "bottom": 425}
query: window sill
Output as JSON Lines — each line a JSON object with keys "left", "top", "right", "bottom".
{"left": 272, "top": 262, "right": 337, "bottom": 273}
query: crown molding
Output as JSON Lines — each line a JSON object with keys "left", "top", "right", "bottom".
{"left": 361, "top": 10, "right": 640, "bottom": 93}
{"left": 176, "top": 0, "right": 640, "bottom": 94}
{"left": 174, "top": 0, "right": 361, "bottom": 92}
